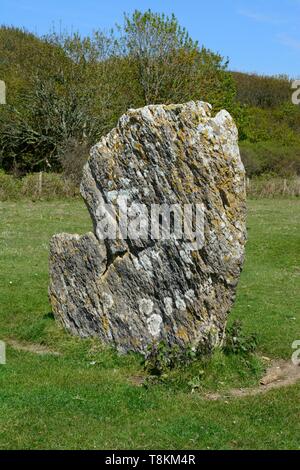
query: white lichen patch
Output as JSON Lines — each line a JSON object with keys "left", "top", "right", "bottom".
{"left": 102, "top": 292, "right": 114, "bottom": 309}
{"left": 139, "top": 298, "right": 154, "bottom": 317}
{"left": 147, "top": 314, "right": 163, "bottom": 337}
{"left": 131, "top": 256, "right": 142, "bottom": 271}
{"left": 142, "top": 187, "right": 150, "bottom": 196}
{"left": 164, "top": 297, "right": 173, "bottom": 316}
{"left": 138, "top": 252, "right": 153, "bottom": 275}
{"left": 175, "top": 294, "right": 186, "bottom": 311}
{"left": 106, "top": 190, "right": 119, "bottom": 202}
{"left": 185, "top": 269, "right": 192, "bottom": 280}
{"left": 185, "top": 289, "right": 195, "bottom": 303}
{"left": 150, "top": 250, "right": 161, "bottom": 264}
{"left": 140, "top": 107, "right": 155, "bottom": 122}
{"left": 120, "top": 177, "right": 131, "bottom": 187}
{"left": 179, "top": 249, "right": 193, "bottom": 265}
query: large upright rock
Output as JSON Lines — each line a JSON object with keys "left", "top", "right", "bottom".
{"left": 49, "top": 101, "right": 246, "bottom": 353}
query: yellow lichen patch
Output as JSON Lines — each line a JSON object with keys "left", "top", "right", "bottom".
{"left": 101, "top": 314, "right": 110, "bottom": 334}
{"left": 177, "top": 326, "right": 190, "bottom": 342}
{"left": 132, "top": 142, "right": 148, "bottom": 161}
{"left": 130, "top": 337, "right": 141, "bottom": 349}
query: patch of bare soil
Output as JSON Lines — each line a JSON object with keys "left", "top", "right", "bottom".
{"left": 128, "top": 375, "right": 146, "bottom": 386}
{"left": 205, "top": 359, "right": 300, "bottom": 400}
{"left": 6, "top": 339, "right": 61, "bottom": 356}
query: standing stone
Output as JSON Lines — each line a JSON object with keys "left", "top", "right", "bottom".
{"left": 49, "top": 101, "right": 246, "bottom": 354}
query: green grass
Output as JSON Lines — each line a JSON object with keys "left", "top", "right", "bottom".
{"left": 0, "top": 199, "right": 299, "bottom": 450}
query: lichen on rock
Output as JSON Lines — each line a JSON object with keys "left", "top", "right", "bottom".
{"left": 49, "top": 101, "right": 246, "bottom": 353}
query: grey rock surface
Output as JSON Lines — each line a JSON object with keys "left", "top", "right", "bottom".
{"left": 49, "top": 101, "right": 246, "bottom": 353}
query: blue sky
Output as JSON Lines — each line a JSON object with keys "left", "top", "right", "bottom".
{"left": 1, "top": 0, "right": 300, "bottom": 77}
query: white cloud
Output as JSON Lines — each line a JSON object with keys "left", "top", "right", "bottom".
{"left": 278, "top": 33, "right": 300, "bottom": 50}
{"left": 238, "top": 9, "right": 287, "bottom": 25}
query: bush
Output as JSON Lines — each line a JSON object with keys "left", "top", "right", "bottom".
{"left": 21, "top": 172, "right": 79, "bottom": 199}
{"left": 60, "top": 138, "right": 90, "bottom": 185}
{"left": 240, "top": 141, "right": 300, "bottom": 177}
{"left": 0, "top": 171, "right": 79, "bottom": 201}
{"left": 0, "top": 74, "right": 99, "bottom": 174}
{"left": 0, "top": 170, "right": 22, "bottom": 200}
{"left": 143, "top": 341, "right": 197, "bottom": 376}
{"left": 247, "top": 175, "right": 300, "bottom": 198}
{"left": 232, "top": 72, "right": 291, "bottom": 109}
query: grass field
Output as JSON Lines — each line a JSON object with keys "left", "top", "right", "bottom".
{"left": 0, "top": 198, "right": 299, "bottom": 449}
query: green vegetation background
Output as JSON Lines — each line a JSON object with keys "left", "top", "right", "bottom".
{"left": 0, "top": 10, "right": 300, "bottom": 182}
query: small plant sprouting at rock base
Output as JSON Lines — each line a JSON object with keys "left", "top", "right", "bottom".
{"left": 223, "top": 320, "right": 258, "bottom": 356}
{"left": 142, "top": 320, "right": 258, "bottom": 387}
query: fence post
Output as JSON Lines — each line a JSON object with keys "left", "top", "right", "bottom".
{"left": 283, "top": 178, "right": 287, "bottom": 195}
{"left": 38, "top": 171, "right": 43, "bottom": 196}
{"left": 0, "top": 341, "right": 6, "bottom": 365}
{"left": 246, "top": 177, "right": 250, "bottom": 195}
{"left": 0, "top": 80, "right": 6, "bottom": 105}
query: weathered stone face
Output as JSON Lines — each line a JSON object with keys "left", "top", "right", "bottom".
{"left": 49, "top": 101, "right": 246, "bottom": 354}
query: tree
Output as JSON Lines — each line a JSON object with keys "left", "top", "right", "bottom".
{"left": 119, "top": 10, "right": 235, "bottom": 109}
{"left": 120, "top": 10, "right": 199, "bottom": 104}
